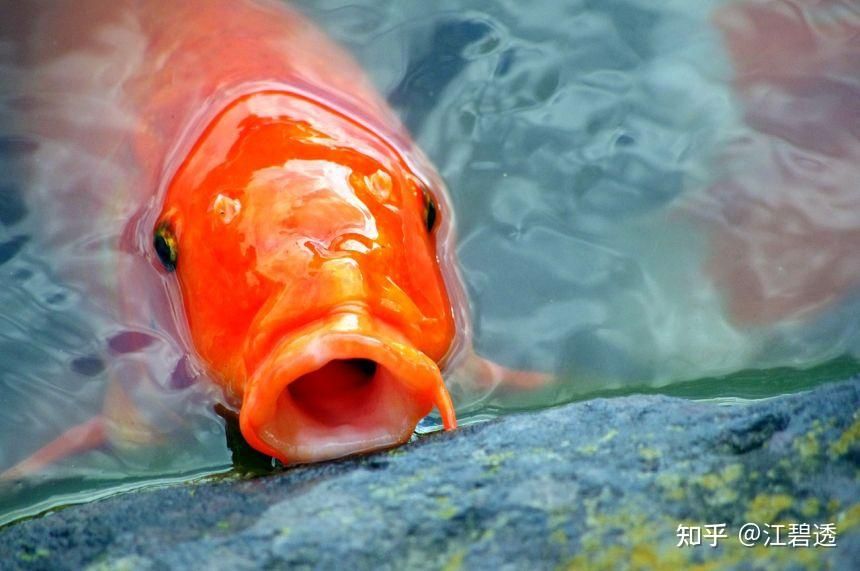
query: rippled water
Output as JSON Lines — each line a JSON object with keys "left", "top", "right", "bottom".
{"left": 2, "top": 0, "right": 859, "bottom": 525}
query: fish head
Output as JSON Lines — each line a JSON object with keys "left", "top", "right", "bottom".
{"left": 154, "top": 92, "right": 457, "bottom": 463}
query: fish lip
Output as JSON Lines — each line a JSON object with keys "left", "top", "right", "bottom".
{"left": 239, "top": 310, "right": 456, "bottom": 464}
{"left": 243, "top": 300, "right": 419, "bottom": 376}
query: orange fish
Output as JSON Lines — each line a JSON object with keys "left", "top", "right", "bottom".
{"left": 3, "top": 0, "right": 486, "bottom": 474}
{"left": 154, "top": 90, "right": 459, "bottom": 463}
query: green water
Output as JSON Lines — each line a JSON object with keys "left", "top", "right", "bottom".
{"left": 2, "top": 0, "right": 859, "bottom": 527}
{"left": 439, "top": 355, "right": 860, "bottom": 426}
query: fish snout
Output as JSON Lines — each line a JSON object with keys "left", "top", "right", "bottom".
{"left": 239, "top": 311, "right": 456, "bottom": 464}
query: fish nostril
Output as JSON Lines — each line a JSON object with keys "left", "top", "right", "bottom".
{"left": 328, "top": 232, "right": 376, "bottom": 255}
{"left": 211, "top": 193, "right": 242, "bottom": 224}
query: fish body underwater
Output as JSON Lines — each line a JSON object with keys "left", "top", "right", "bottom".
{"left": 3, "top": 0, "right": 471, "bottom": 470}
{"left": 696, "top": 0, "right": 860, "bottom": 327}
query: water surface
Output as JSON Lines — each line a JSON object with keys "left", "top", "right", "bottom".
{"left": 1, "top": 0, "right": 859, "bottom": 525}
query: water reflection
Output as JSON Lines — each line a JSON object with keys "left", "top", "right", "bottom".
{"left": 315, "top": 0, "right": 859, "bottom": 407}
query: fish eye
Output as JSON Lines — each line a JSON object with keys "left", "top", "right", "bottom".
{"left": 422, "top": 187, "right": 438, "bottom": 233}
{"left": 154, "top": 222, "right": 178, "bottom": 272}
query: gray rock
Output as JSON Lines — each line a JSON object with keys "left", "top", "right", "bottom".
{"left": 1, "top": 379, "right": 858, "bottom": 570}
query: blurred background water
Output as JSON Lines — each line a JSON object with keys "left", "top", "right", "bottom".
{"left": 2, "top": 0, "right": 859, "bottom": 525}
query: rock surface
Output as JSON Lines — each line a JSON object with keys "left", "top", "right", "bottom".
{"left": 1, "top": 379, "right": 858, "bottom": 570}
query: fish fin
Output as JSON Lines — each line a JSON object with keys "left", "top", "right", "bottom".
{"left": 214, "top": 404, "right": 276, "bottom": 474}
{"left": 101, "top": 377, "right": 166, "bottom": 447}
{"left": 456, "top": 347, "right": 551, "bottom": 392}
{"left": 0, "top": 380, "right": 167, "bottom": 480}
{"left": 0, "top": 417, "right": 106, "bottom": 480}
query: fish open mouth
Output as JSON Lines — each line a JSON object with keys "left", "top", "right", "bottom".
{"left": 239, "top": 312, "right": 456, "bottom": 464}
